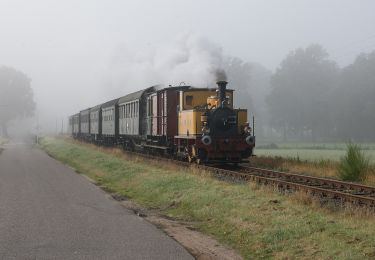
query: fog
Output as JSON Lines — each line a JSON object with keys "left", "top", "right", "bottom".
{"left": 1, "top": 0, "right": 375, "bottom": 140}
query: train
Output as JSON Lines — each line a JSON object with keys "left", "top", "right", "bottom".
{"left": 68, "top": 81, "right": 255, "bottom": 164}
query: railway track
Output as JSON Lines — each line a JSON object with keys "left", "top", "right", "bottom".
{"left": 76, "top": 140, "right": 375, "bottom": 210}
{"left": 238, "top": 166, "right": 375, "bottom": 208}
{"left": 188, "top": 164, "right": 374, "bottom": 208}
{"left": 121, "top": 149, "right": 375, "bottom": 209}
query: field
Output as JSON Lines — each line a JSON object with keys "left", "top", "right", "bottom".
{"left": 253, "top": 141, "right": 375, "bottom": 186}
{"left": 40, "top": 137, "right": 375, "bottom": 259}
{"left": 255, "top": 142, "right": 375, "bottom": 163}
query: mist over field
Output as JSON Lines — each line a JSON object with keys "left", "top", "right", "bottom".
{"left": 1, "top": 0, "right": 375, "bottom": 141}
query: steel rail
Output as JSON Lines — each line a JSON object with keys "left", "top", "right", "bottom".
{"left": 207, "top": 165, "right": 375, "bottom": 208}
{"left": 74, "top": 139, "right": 375, "bottom": 209}
{"left": 240, "top": 166, "right": 375, "bottom": 195}
{"left": 122, "top": 149, "right": 375, "bottom": 208}
{"left": 152, "top": 155, "right": 375, "bottom": 208}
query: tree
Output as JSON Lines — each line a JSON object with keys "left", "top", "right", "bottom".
{"left": 266, "top": 44, "right": 338, "bottom": 140}
{"left": 0, "top": 66, "right": 35, "bottom": 137}
{"left": 333, "top": 51, "right": 375, "bottom": 141}
{"left": 223, "top": 57, "right": 272, "bottom": 135}
{"left": 223, "top": 57, "right": 254, "bottom": 111}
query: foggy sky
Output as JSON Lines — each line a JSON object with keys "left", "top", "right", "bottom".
{"left": 0, "top": 0, "right": 374, "bottom": 132}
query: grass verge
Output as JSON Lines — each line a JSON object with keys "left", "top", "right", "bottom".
{"left": 40, "top": 137, "right": 375, "bottom": 259}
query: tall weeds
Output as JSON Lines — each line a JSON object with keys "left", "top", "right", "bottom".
{"left": 338, "top": 143, "right": 370, "bottom": 182}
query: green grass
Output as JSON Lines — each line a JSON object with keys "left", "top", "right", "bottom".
{"left": 40, "top": 137, "right": 375, "bottom": 259}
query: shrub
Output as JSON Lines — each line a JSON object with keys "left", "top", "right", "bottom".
{"left": 338, "top": 143, "right": 369, "bottom": 182}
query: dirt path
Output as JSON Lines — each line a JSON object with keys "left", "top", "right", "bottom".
{"left": 117, "top": 199, "right": 243, "bottom": 260}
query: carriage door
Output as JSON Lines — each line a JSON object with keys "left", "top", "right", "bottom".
{"left": 152, "top": 94, "right": 158, "bottom": 136}
{"left": 157, "top": 91, "right": 167, "bottom": 136}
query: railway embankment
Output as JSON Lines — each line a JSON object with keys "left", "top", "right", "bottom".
{"left": 40, "top": 137, "right": 375, "bottom": 259}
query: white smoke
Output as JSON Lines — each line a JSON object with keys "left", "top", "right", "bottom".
{"left": 103, "top": 33, "right": 226, "bottom": 97}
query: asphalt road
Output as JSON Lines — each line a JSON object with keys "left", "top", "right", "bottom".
{"left": 0, "top": 142, "right": 193, "bottom": 260}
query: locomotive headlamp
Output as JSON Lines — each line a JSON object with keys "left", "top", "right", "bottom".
{"left": 246, "top": 136, "right": 255, "bottom": 145}
{"left": 202, "top": 135, "right": 212, "bottom": 145}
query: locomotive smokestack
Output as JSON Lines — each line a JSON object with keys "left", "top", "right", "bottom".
{"left": 216, "top": 80, "right": 228, "bottom": 107}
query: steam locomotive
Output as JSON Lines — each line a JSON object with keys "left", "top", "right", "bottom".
{"left": 69, "top": 81, "right": 255, "bottom": 164}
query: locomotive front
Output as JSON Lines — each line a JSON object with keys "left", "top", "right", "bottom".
{"left": 198, "top": 80, "right": 255, "bottom": 163}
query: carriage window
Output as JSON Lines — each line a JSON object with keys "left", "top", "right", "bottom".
{"left": 148, "top": 99, "right": 151, "bottom": 116}
{"left": 185, "top": 95, "right": 193, "bottom": 106}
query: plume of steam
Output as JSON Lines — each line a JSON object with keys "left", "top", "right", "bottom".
{"left": 103, "top": 33, "right": 228, "bottom": 96}
{"left": 215, "top": 68, "right": 227, "bottom": 82}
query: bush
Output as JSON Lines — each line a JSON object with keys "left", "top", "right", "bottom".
{"left": 338, "top": 143, "right": 369, "bottom": 182}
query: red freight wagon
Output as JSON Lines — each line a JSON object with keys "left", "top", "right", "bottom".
{"left": 146, "top": 86, "right": 188, "bottom": 148}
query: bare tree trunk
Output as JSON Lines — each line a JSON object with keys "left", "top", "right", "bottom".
{"left": 1, "top": 122, "right": 8, "bottom": 138}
